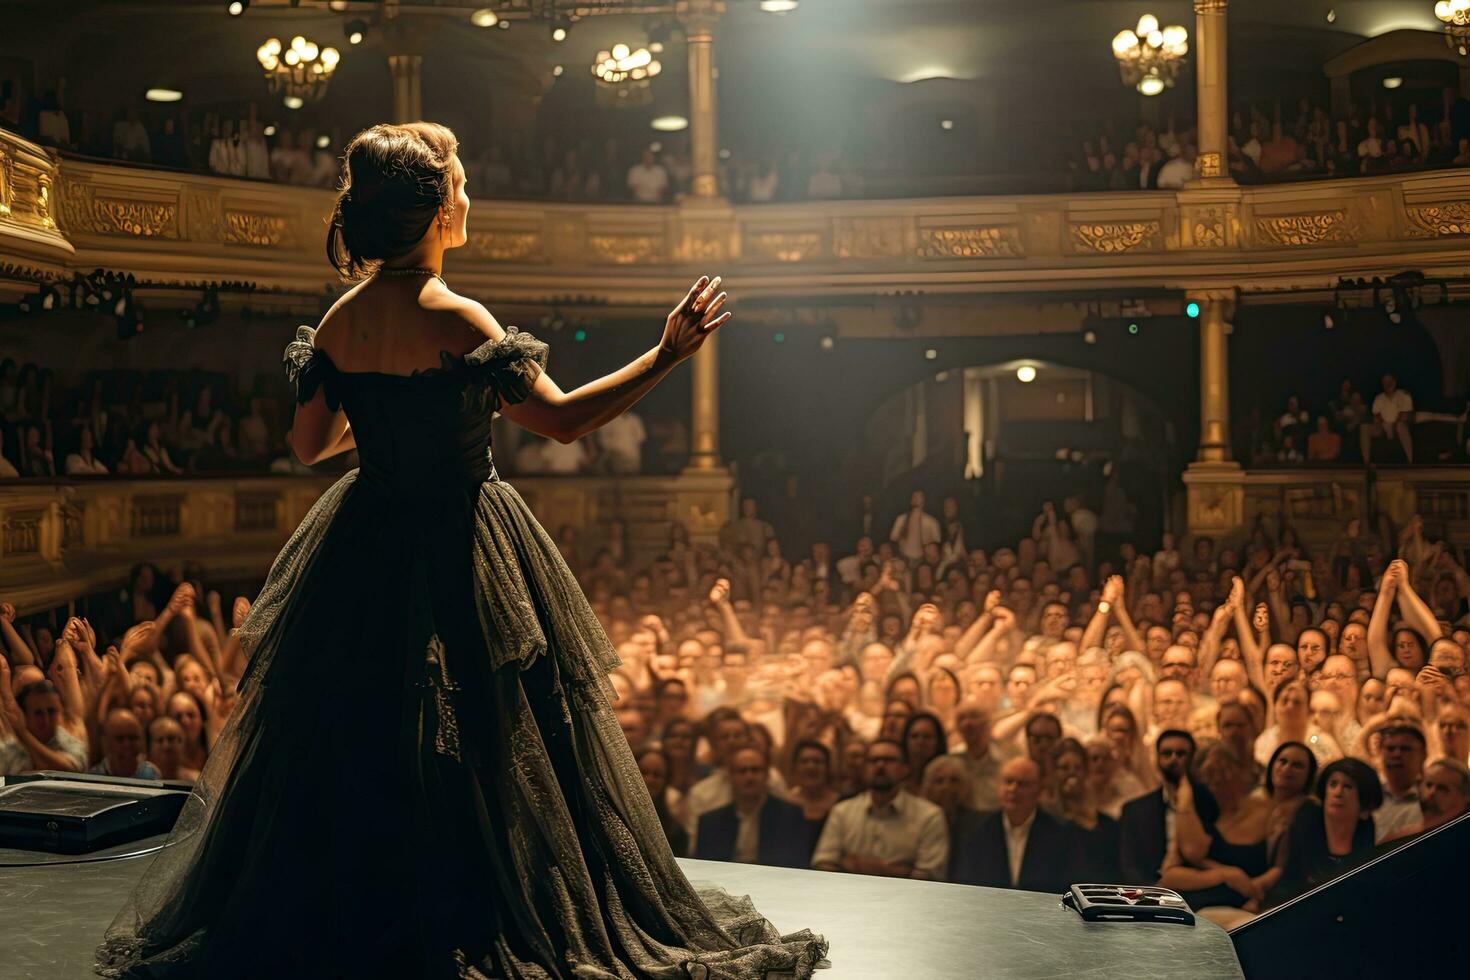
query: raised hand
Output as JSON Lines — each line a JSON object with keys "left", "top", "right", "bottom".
{"left": 708, "top": 578, "right": 731, "bottom": 606}
{"left": 0, "top": 601, "right": 14, "bottom": 623}
{"left": 232, "top": 597, "right": 251, "bottom": 630}
{"left": 207, "top": 590, "right": 222, "bottom": 617}
{"left": 1102, "top": 575, "right": 1124, "bottom": 606}
{"left": 1227, "top": 575, "right": 1245, "bottom": 610}
{"left": 659, "top": 275, "right": 730, "bottom": 361}
{"left": 1253, "top": 603, "right": 1270, "bottom": 633}
{"left": 168, "top": 583, "right": 196, "bottom": 618}
{"left": 120, "top": 621, "right": 156, "bottom": 662}
{"left": 983, "top": 589, "right": 1002, "bottom": 613}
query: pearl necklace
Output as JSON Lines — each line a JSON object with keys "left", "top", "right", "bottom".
{"left": 375, "top": 266, "right": 446, "bottom": 286}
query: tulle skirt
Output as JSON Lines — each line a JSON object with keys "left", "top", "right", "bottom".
{"left": 95, "top": 470, "right": 828, "bottom": 979}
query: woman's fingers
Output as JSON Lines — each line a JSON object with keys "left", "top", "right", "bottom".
{"left": 700, "top": 311, "right": 732, "bottom": 334}
{"left": 700, "top": 292, "right": 728, "bottom": 323}
{"left": 675, "top": 276, "right": 710, "bottom": 315}
{"left": 692, "top": 275, "right": 722, "bottom": 314}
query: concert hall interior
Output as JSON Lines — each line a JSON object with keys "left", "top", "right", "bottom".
{"left": 2, "top": 2, "right": 1470, "bottom": 978}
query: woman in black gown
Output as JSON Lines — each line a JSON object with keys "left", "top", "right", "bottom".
{"left": 95, "top": 122, "right": 827, "bottom": 980}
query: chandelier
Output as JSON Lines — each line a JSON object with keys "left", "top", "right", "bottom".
{"left": 257, "top": 35, "right": 341, "bottom": 105}
{"left": 1111, "top": 15, "right": 1188, "bottom": 96}
{"left": 1437, "top": 1, "right": 1470, "bottom": 56}
{"left": 591, "top": 43, "right": 661, "bottom": 107}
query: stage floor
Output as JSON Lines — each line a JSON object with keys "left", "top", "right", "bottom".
{"left": 1, "top": 838, "right": 1242, "bottom": 979}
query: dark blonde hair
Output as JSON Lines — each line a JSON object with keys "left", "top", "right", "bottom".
{"left": 327, "top": 121, "right": 458, "bottom": 281}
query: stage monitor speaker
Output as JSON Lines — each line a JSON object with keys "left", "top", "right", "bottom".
{"left": 0, "top": 771, "right": 190, "bottom": 854}
{"left": 1230, "top": 809, "right": 1468, "bottom": 978}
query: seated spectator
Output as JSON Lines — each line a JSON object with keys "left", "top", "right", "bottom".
{"left": 1050, "top": 737, "right": 1120, "bottom": 882}
{"left": 1119, "top": 730, "right": 1199, "bottom": 884}
{"left": 806, "top": 153, "right": 843, "bottom": 200}
{"left": 810, "top": 739, "right": 949, "bottom": 880}
{"left": 1357, "top": 118, "right": 1386, "bottom": 172}
{"left": 1360, "top": 373, "right": 1414, "bottom": 464}
{"left": 89, "top": 707, "right": 161, "bottom": 779}
{"left": 950, "top": 756, "right": 1079, "bottom": 892}
{"left": 1258, "top": 122, "right": 1303, "bottom": 176}
{"left": 1275, "top": 395, "right": 1309, "bottom": 449}
{"left": 694, "top": 745, "right": 813, "bottom": 868}
{"left": 64, "top": 424, "right": 109, "bottom": 476}
{"left": 0, "top": 677, "right": 88, "bottom": 774}
{"left": 1265, "top": 758, "right": 1382, "bottom": 907}
{"left": 1306, "top": 416, "right": 1341, "bottom": 462}
{"left": 111, "top": 102, "right": 151, "bottom": 163}
{"left": 638, "top": 747, "right": 691, "bottom": 857}
{"left": 1399, "top": 758, "right": 1470, "bottom": 836}
{"left": 1161, "top": 742, "right": 1271, "bottom": 911}
{"left": 1155, "top": 144, "right": 1196, "bottom": 190}
{"left": 627, "top": 150, "right": 669, "bottom": 204}
{"left": 596, "top": 408, "right": 646, "bottom": 475}
{"left": 37, "top": 88, "right": 72, "bottom": 149}
{"left": 1374, "top": 723, "right": 1426, "bottom": 842}
{"left": 146, "top": 715, "right": 199, "bottom": 782}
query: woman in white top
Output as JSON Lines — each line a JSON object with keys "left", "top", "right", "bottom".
{"left": 64, "top": 426, "right": 109, "bottom": 476}
{"left": 209, "top": 119, "right": 247, "bottom": 177}
{"left": 1255, "top": 681, "right": 1342, "bottom": 767}
{"left": 139, "top": 419, "right": 184, "bottom": 475}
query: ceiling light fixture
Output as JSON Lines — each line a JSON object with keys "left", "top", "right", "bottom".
{"left": 344, "top": 19, "right": 367, "bottom": 45}
{"left": 145, "top": 88, "right": 183, "bottom": 103}
{"left": 227, "top": 0, "right": 247, "bottom": 16}
{"left": 1112, "top": 14, "right": 1188, "bottom": 95}
{"left": 1016, "top": 365, "right": 1037, "bottom": 383}
{"left": 470, "top": 8, "right": 499, "bottom": 28}
{"left": 760, "top": 0, "right": 799, "bottom": 12}
{"left": 651, "top": 115, "right": 688, "bottom": 131}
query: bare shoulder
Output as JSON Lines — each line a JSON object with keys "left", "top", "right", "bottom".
{"left": 309, "top": 279, "right": 373, "bottom": 358}
{"left": 423, "top": 288, "right": 508, "bottom": 346}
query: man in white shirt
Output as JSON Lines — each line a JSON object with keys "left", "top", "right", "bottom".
{"left": 1155, "top": 144, "right": 1196, "bottom": 190}
{"left": 111, "top": 104, "right": 151, "bottom": 162}
{"left": 0, "top": 680, "right": 88, "bottom": 775}
{"left": 597, "top": 409, "right": 646, "bottom": 474}
{"left": 952, "top": 701, "right": 1001, "bottom": 810}
{"left": 810, "top": 739, "right": 949, "bottom": 880}
{"left": 1374, "top": 725, "right": 1425, "bottom": 842}
{"left": 888, "top": 490, "right": 940, "bottom": 562}
{"left": 1360, "top": 373, "right": 1414, "bottom": 464}
{"left": 626, "top": 150, "right": 670, "bottom": 204}
{"left": 950, "top": 757, "right": 1078, "bottom": 891}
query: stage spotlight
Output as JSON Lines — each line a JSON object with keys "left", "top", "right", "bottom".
{"left": 651, "top": 116, "right": 689, "bottom": 132}
{"left": 1017, "top": 365, "right": 1037, "bottom": 383}
{"left": 498, "top": 18, "right": 510, "bottom": 30}
{"left": 1383, "top": 76, "right": 1402, "bottom": 90}
{"left": 315, "top": 133, "right": 330, "bottom": 148}
{"left": 1185, "top": 301, "right": 1200, "bottom": 318}
{"left": 551, "top": 19, "right": 570, "bottom": 42}
{"left": 345, "top": 19, "right": 367, "bottom": 45}
{"left": 263, "top": 124, "right": 277, "bottom": 136}
{"left": 470, "top": 8, "right": 499, "bottom": 28}
{"left": 1083, "top": 329, "right": 1097, "bottom": 344}
{"left": 820, "top": 335, "right": 835, "bottom": 350}
{"left": 328, "top": 0, "right": 350, "bottom": 10}
{"left": 145, "top": 88, "right": 183, "bottom": 103}
{"left": 283, "top": 95, "right": 305, "bottom": 109}
{"left": 553, "top": 64, "right": 564, "bottom": 76}
{"left": 760, "top": 0, "right": 800, "bottom": 11}
{"left": 227, "top": 0, "right": 247, "bottom": 15}
{"left": 940, "top": 119, "right": 954, "bottom": 131}
{"left": 924, "top": 348, "right": 938, "bottom": 360}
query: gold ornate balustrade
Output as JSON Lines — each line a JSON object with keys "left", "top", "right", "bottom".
{"left": 1184, "top": 466, "right": 1470, "bottom": 551}
{"left": 0, "top": 470, "right": 732, "bottom": 616}
{"left": 6, "top": 128, "right": 1470, "bottom": 305}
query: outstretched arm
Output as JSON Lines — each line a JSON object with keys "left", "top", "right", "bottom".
{"left": 1368, "top": 564, "right": 1399, "bottom": 680}
{"left": 497, "top": 277, "right": 729, "bottom": 443}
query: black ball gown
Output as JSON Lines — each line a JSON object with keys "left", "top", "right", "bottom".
{"left": 95, "top": 325, "right": 828, "bottom": 979}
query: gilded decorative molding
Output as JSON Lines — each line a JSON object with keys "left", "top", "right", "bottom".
{"left": 34, "top": 173, "right": 54, "bottom": 229}
{"left": 1191, "top": 207, "right": 1229, "bottom": 248}
{"left": 465, "top": 230, "right": 543, "bottom": 262}
{"left": 918, "top": 225, "right": 1023, "bottom": 259}
{"left": 1254, "top": 210, "right": 1351, "bottom": 246}
{"left": 1070, "top": 220, "right": 1161, "bottom": 254}
{"left": 222, "top": 210, "right": 294, "bottom": 247}
{"left": 679, "top": 230, "right": 728, "bottom": 263}
{"left": 833, "top": 217, "right": 907, "bottom": 259}
{"left": 1193, "top": 0, "right": 1228, "bottom": 12}
{"left": 1404, "top": 202, "right": 1470, "bottom": 237}
{"left": 587, "top": 233, "right": 662, "bottom": 265}
{"left": 1196, "top": 152, "right": 1223, "bottom": 178}
{"left": 0, "top": 144, "right": 12, "bottom": 218}
{"left": 746, "top": 231, "right": 822, "bottom": 263}
{"left": 61, "top": 181, "right": 178, "bottom": 238}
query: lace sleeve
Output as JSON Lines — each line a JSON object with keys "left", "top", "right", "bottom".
{"left": 462, "top": 326, "right": 549, "bottom": 414}
{"left": 282, "top": 324, "right": 342, "bottom": 411}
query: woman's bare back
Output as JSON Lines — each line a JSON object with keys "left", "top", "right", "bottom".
{"left": 312, "top": 277, "right": 500, "bottom": 377}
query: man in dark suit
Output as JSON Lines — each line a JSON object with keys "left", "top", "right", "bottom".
{"left": 694, "top": 746, "right": 812, "bottom": 869}
{"left": 1118, "top": 729, "right": 1211, "bottom": 885}
{"left": 952, "top": 757, "right": 1079, "bottom": 893}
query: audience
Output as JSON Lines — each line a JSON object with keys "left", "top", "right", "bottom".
{"left": 6, "top": 472, "right": 1468, "bottom": 928}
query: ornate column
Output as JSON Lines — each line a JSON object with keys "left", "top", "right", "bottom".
{"left": 678, "top": 1, "right": 725, "bottom": 200}
{"left": 1182, "top": 288, "right": 1244, "bottom": 541}
{"left": 687, "top": 336, "right": 721, "bottom": 470}
{"left": 1194, "top": 291, "right": 1233, "bottom": 463}
{"left": 387, "top": 53, "right": 423, "bottom": 122}
{"left": 1191, "top": 0, "right": 1232, "bottom": 183}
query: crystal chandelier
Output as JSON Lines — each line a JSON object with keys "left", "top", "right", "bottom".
{"left": 1437, "top": 1, "right": 1470, "bottom": 56}
{"left": 591, "top": 43, "right": 661, "bottom": 107}
{"left": 257, "top": 35, "right": 341, "bottom": 105}
{"left": 1111, "top": 15, "right": 1188, "bottom": 96}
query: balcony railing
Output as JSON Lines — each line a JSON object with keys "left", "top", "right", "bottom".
{"left": 0, "top": 470, "right": 733, "bottom": 616}
{"left": 5, "top": 128, "right": 1470, "bottom": 306}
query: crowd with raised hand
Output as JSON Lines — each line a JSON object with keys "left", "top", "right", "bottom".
{"left": 4, "top": 486, "right": 1470, "bottom": 926}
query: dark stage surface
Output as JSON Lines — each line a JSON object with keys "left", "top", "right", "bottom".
{"left": 1, "top": 834, "right": 1243, "bottom": 979}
